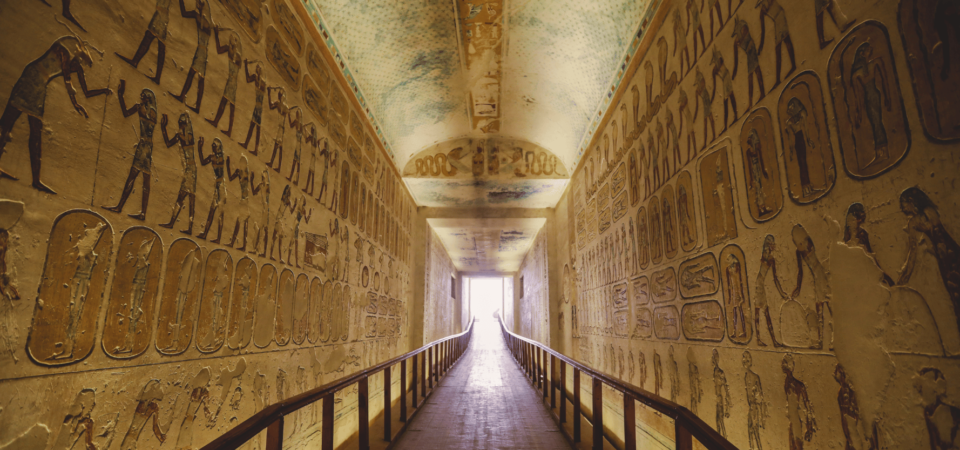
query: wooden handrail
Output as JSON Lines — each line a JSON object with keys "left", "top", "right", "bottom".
{"left": 497, "top": 316, "right": 738, "bottom": 450}
{"left": 202, "top": 318, "right": 475, "bottom": 450}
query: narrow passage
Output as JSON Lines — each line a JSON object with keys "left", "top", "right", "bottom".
{"left": 391, "top": 319, "right": 573, "bottom": 450}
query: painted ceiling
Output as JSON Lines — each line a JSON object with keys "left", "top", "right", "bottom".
{"left": 428, "top": 218, "right": 546, "bottom": 272}
{"left": 302, "top": 0, "right": 655, "bottom": 207}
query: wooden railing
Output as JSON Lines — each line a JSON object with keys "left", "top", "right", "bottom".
{"left": 498, "top": 317, "right": 737, "bottom": 450}
{"left": 201, "top": 319, "right": 475, "bottom": 450}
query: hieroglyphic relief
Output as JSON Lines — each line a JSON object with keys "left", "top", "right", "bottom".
{"left": 29, "top": 211, "right": 113, "bottom": 365}
{"left": 265, "top": 26, "right": 301, "bottom": 90}
{"left": 156, "top": 239, "right": 203, "bottom": 355}
{"left": 253, "top": 264, "right": 279, "bottom": 348}
{"left": 678, "top": 253, "right": 718, "bottom": 298}
{"left": 828, "top": 22, "right": 910, "bottom": 179}
{"left": 651, "top": 267, "right": 677, "bottom": 304}
{"left": 777, "top": 72, "right": 836, "bottom": 202}
{"left": 682, "top": 300, "right": 725, "bottom": 341}
{"left": 739, "top": 108, "right": 783, "bottom": 218}
{"left": 196, "top": 249, "right": 233, "bottom": 353}
{"left": 102, "top": 227, "right": 162, "bottom": 359}
{"left": 226, "top": 257, "right": 257, "bottom": 350}
{"left": 720, "top": 245, "right": 752, "bottom": 345}
{"left": 654, "top": 306, "right": 680, "bottom": 340}
{"left": 699, "top": 145, "right": 737, "bottom": 247}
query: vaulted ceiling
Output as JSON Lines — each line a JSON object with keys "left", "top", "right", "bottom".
{"left": 302, "top": 0, "right": 653, "bottom": 208}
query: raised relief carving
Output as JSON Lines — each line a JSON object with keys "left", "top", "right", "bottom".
{"left": 226, "top": 257, "right": 256, "bottom": 349}
{"left": 292, "top": 274, "right": 310, "bottom": 345}
{"left": 899, "top": 0, "right": 960, "bottom": 142}
{"left": 196, "top": 249, "right": 233, "bottom": 353}
{"left": 302, "top": 75, "right": 328, "bottom": 127}
{"left": 274, "top": 268, "right": 296, "bottom": 346}
{"left": 699, "top": 145, "right": 737, "bottom": 247}
{"left": 661, "top": 184, "right": 679, "bottom": 260}
{"left": 253, "top": 264, "right": 278, "bottom": 348}
{"left": 676, "top": 171, "right": 698, "bottom": 253}
{"left": 29, "top": 211, "right": 112, "bottom": 366}
{"left": 156, "top": 239, "right": 202, "bottom": 355}
{"left": 613, "top": 282, "right": 629, "bottom": 337}
{"left": 612, "top": 190, "right": 628, "bottom": 224}
{"left": 610, "top": 162, "right": 627, "bottom": 195}
{"left": 632, "top": 308, "right": 653, "bottom": 339}
{"left": 740, "top": 108, "right": 784, "bottom": 219}
{"left": 636, "top": 206, "right": 650, "bottom": 269}
{"left": 217, "top": 0, "right": 264, "bottom": 42}
{"left": 103, "top": 227, "right": 162, "bottom": 359}
{"left": 828, "top": 22, "right": 910, "bottom": 178}
{"left": 654, "top": 305, "right": 680, "bottom": 340}
{"left": 720, "top": 245, "right": 753, "bottom": 345}
{"left": 648, "top": 195, "right": 663, "bottom": 263}
{"left": 777, "top": 72, "right": 836, "bottom": 202}
{"left": 682, "top": 300, "right": 725, "bottom": 341}
{"left": 307, "top": 277, "right": 324, "bottom": 344}
{"left": 651, "top": 267, "right": 678, "bottom": 303}
{"left": 265, "top": 26, "right": 301, "bottom": 90}
{"left": 270, "top": 0, "right": 304, "bottom": 55}
{"left": 679, "top": 253, "right": 718, "bottom": 298}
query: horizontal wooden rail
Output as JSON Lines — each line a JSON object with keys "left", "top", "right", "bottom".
{"left": 498, "top": 316, "right": 737, "bottom": 450}
{"left": 202, "top": 318, "right": 475, "bottom": 450}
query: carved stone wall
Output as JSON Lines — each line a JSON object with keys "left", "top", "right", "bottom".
{"left": 0, "top": 0, "right": 416, "bottom": 448}
{"left": 518, "top": 229, "right": 549, "bottom": 345}
{"left": 423, "top": 228, "right": 457, "bottom": 343}
{"left": 564, "top": 0, "right": 960, "bottom": 448}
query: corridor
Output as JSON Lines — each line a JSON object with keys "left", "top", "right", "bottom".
{"left": 391, "top": 319, "right": 573, "bottom": 450}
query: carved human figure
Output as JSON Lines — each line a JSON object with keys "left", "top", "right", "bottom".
{"left": 51, "top": 222, "right": 108, "bottom": 360}
{"left": 711, "top": 49, "right": 738, "bottom": 132}
{"left": 115, "top": 0, "right": 171, "bottom": 84}
{"left": 723, "top": 253, "right": 748, "bottom": 339}
{"left": 833, "top": 364, "right": 865, "bottom": 450}
{"left": 288, "top": 197, "right": 312, "bottom": 268}
{"left": 711, "top": 156, "right": 730, "bottom": 242}
{"left": 103, "top": 81, "right": 157, "bottom": 220}
{"left": 638, "top": 349, "right": 647, "bottom": 388}
{"left": 119, "top": 380, "right": 167, "bottom": 450}
{"left": 693, "top": 68, "right": 716, "bottom": 150}
{"left": 687, "top": 348, "right": 702, "bottom": 415}
{"left": 159, "top": 113, "right": 199, "bottom": 234}
{"left": 732, "top": 17, "right": 766, "bottom": 108}
{"left": 755, "top": 235, "right": 785, "bottom": 347}
{"left": 686, "top": 0, "right": 707, "bottom": 58}
{"left": 226, "top": 155, "right": 256, "bottom": 250}
{"left": 267, "top": 86, "right": 290, "bottom": 172}
{"left": 164, "top": 248, "right": 201, "bottom": 351}
{"left": 663, "top": 195, "right": 677, "bottom": 256}
{"left": 814, "top": 0, "right": 854, "bottom": 49}
{"left": 756, "top": 0, "right": 796, "bottom": 86}
{"left": 0, "top": 35, "right": 110, "bottom": 193}
{"left": 915, "top": 367, "right": 960, "bottom": 450}
{"left": 678, "top": 88, "right": 697, "bottom": 160}
{"left": 51, "top": 389, "right": 101, "bottom": 450}
{"left": 843, "top": 203, "right": 894, "bottom": 285}
{"left": 849, "top": 43, "right": 892, "bottom": 169}
{"left": 783, "top": 98, "right": 827, "bottom": 198}
{"left": 317, "top": 138, "right": 334, "bottom": 206}
{"left": 269, "top": 185, "right": 296, "bottom": 263}
{"left": 196, "top": 138, "right": 227, "bottom": 243}
{"left": 115, "top": 238, "right": 156, "bottom": 354}
{"left": 783, "top": 354, "right": 817, "bottom": 449}
{"left": 637, "top": 209, "right": 650, "bottom": 268}
{"left": 673, "top": 8, "right": 691, "bottom": 76}
{"left": 286, "top": 108, "right": 305, "bottom": 184}
{"left": 666, "top": 109, "right": 682, "bottom": 174}
{"left": 654, "top": 349, "right": 663, "bottom": 396}
{"left": 0, "top": 203, "right": 23, "bottom": 360}
{"left": 791, "top": 224, "right": 832, "bottom": 349}
{"left": 239, "top": 61, "right": 268, "bottom": 154}
{"left": 743, "top": 351, "right": 766, "bottom": 450}
{"left": 206, "top": 28, "right": 242, "bottom": 136}
{"left": 668, "top": 345, "right": 681, "bottom": 403}
{"left": 744, "top": 129, "right": 773, "bottom": 215}
{"left": 713, "top": 349, "right": 732, "bottom": 438}
{"left": 897, "top": 187, "right": 960, "bottom": 334}
{"left": 173, "top": 368, "right": 212, "bottom": 450}
{"left": 303, "top": 125, "right": 319, "bottom": 195}
{"left": 253, "top": 168, "right": 271, "bottom": 257}
{"left": 169, "top": 0, "right": 213, "bottom": 113}
{"left": 677, "top": 184, "right": 695, "bottom": 249}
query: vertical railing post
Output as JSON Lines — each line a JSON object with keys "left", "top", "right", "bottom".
{"left": 560, "top": 361, "right": 567, "bottom": 423}
{"left": 675, "top": 422, "right": 693, "bottom": 450}
{"left": 266, "top": 416, "right": 284, "bottom": 450}
{"left": 550, "top": 355, "right": 557, "bottom": 408}
{"left": 624, "top": 394, "right": 636, "bottom": 450}
{"left": 573, "top": 368, "right": 581, "bottom": 442}
{"left": 537, "top": 348, "right": 543, "bottom": 392}
{"left": 322, "top": 393, "right": 334, "bottom": 450}
{"left": 383, "top": 366, "right": 392, "bottom": 441}
{"left": 428, "top": 347, "right": 434, "bottom": 389}
{"left": 359, "top": 377, "right": 369, "bottom": 450}
{"left": 400, "top": 359, "right": 408, "bottom": 422}
{"left": 420, "top": 350, "right": 426, "bottom": 398}
{"left": 592, "top": 377, "right": 603, "bottom": 450}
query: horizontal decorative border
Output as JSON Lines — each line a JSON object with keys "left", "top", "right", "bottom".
{"left": 571, "top": 0, "right": 662, "bottom": 170}
{"left": 300, "top": 0, "right": 396, "bottom": 161}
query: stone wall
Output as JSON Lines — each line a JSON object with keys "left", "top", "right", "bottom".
{"left": 517, "top": 229, "right": 549, "bottom": 345}
{"left": 0, "top": 0, "right": 420, "bottom": 448}
{"left": 423, "top": 228, "right": 458, "bottom": 343}
{"left": 561, "top": 0, "right": 960, "bottom": 448}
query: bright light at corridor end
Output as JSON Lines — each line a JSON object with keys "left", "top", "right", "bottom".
{"left": 467, "top": 276, "right": 507, "bottom": 347}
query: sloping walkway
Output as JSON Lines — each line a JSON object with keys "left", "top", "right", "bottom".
{"left": 391, "top": 319, "right": 573, "bottom": 450}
